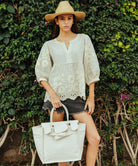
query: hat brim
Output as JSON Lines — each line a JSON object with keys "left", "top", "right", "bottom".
{"left": 45, "top": 11, "right": 86, "bottom": 22}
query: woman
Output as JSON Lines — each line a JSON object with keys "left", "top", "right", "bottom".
{"left": 35, "top": 1, "right": 101, "bottom": 166}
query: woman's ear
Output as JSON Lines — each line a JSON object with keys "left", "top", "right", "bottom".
{"left": 55, "top": 18, "right": 59, "bottom": 25}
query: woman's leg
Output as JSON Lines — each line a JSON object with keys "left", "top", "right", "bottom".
{"left": 48, "top": 110, "right": 67, "bottom": 166}
{"left": 72, "top": 112, "right": 101, "bottom": 166}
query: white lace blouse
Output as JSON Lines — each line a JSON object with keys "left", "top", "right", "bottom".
{"left": 35, "top": 33, "right": 100, "bottom": 102}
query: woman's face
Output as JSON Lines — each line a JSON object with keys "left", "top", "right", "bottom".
{"left": 55, "top": 14, "right": 74, "bottom": 32}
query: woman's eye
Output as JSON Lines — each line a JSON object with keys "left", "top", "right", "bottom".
{"left": 60, "top": 17, "right": 72, "bottom": 20}
{"left": 60, "top": 17, "right": 65, "bottom": 20}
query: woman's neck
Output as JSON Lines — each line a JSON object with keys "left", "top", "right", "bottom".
{"left": 58, "top": 30, "right": 76, "bottom": 40}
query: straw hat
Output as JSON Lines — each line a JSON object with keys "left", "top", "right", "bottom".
{"left": 45, "top": 1, "right": 86, "bottom": 22}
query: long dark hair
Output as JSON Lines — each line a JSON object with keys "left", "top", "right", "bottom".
{"left": 52, "top": 15, "right": 80, "bottom": 39}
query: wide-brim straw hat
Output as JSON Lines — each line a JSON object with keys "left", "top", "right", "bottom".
{"left": 45, "top": 1, "right": 86, "bottom": 22}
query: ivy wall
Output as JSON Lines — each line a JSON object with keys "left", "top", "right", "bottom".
{"left": 0, "top": 0, "right": 137, "bottom": 165}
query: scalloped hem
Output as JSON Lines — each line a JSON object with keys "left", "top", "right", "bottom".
{"left": 42, "top": 96, "right": 88, "bottom": 115}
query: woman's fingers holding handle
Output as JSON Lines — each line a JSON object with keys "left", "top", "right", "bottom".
{"left": 54, "top": 101, "right": 62, "bottom": 110}
{"left": 51, "top": 94, "right": 62, "bottom": 110}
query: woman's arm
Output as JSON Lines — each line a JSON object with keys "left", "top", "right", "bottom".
{"left": 40, "top": 80, "right": 62, "bottom": 110}
{"left": 84, "top": 82, "right": 95, "bottom": 115}
{"left": 88, "top": 82, "right": 95, "bottom": 98}
{"left": 40, "top": 80, "right": 56, "bottom": 97}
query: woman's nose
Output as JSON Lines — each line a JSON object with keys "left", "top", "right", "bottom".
{"left": 64, "top": 19, "right": 68, "bottom": 23}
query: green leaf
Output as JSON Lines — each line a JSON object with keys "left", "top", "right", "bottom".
{"left": 0, "top": 34, "right": 4, "bottom": 40}
{"left": 7, "top": 5, "right": 15, "bottom": 13}
{"left": 1, "top": 24, "right": 8, "bottom": 29}
{"left": 3, "top": 31, "right": 10, "bottom": 38}
{"left": 19, "top": 6, "right": 24, "bottom": 13}
{"left": 3, "top": 38, "right": 9, "bottom": 45}
{"left": 131, "top": 2, "right": 136, "bottom": 7}
{"left": 0, "top": 3, "right": 6, "bottom": 10}
{"left": 2, "top": 80, "right": 10, "bottom": 87}
{"left": 8, "top": 109, "right": 16, "bottom": 116}
{"left": 19, "top": 64, "right": 26, "bottom": 70}
{"left": 0, "top": 32, "right": 10, "bottom": 40}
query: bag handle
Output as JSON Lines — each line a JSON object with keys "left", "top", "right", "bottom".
{"left": 50, "top": 104, "right": 69, "bottom": 122}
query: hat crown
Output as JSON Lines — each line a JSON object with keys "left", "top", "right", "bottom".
{"left": 45, "top": 1, "right": 85, "bottom": 22}
{"left": 55, "top": 1, "right": 74, "bottom": 14}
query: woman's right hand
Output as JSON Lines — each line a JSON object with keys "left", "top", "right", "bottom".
{"left": 50, "top": 93, "right": 62, "bottom": 110}
{"left": 40, "top": 81, "right": 62, "bottom": 110}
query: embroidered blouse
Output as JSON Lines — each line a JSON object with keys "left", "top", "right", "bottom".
{"left": 35, "top": 33, "right": 100, "bottom": 102}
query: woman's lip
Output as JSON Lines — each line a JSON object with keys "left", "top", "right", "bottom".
{"left": 64, "top": 26, "right": 69, "bottom": 28}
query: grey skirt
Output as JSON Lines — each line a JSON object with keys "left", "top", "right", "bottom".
{"left": 42, "top": 96, "right": 89, "bottom": 115}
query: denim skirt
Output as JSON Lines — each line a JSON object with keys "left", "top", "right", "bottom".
{"left": 42, "top": 96, "right": 89, "bottom": 115}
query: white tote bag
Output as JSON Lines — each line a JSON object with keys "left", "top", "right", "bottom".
{"left": 32, "top": 104, "right": 86, "bottom": 164}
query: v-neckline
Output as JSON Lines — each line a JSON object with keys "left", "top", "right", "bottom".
{"left": 55, "top": 34, "right": 79, "bottom": 51}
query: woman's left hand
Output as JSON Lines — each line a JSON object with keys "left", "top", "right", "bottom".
{"left": 84, "top": 96, "right": 95, "bottom": 115}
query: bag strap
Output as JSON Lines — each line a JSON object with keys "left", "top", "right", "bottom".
{"left": 50, "top": 104, "right": 69, "bottom": 122}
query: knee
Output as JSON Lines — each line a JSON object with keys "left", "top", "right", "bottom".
{"left": 97, "top": 135, "right": 101, "bottom": 144}
{"left": 88, "top": 135, "right": 101, "bottom": 146}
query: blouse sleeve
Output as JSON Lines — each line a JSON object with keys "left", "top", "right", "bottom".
{"left": 83, "top": 34, "right": 100, "bottom": 85}
{"left": 35, "top": 42, "right": 52, "bottom": 85}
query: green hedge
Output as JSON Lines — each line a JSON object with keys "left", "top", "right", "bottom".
{"left": 0, "top": 0, "right": 137, "bottom": 165}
